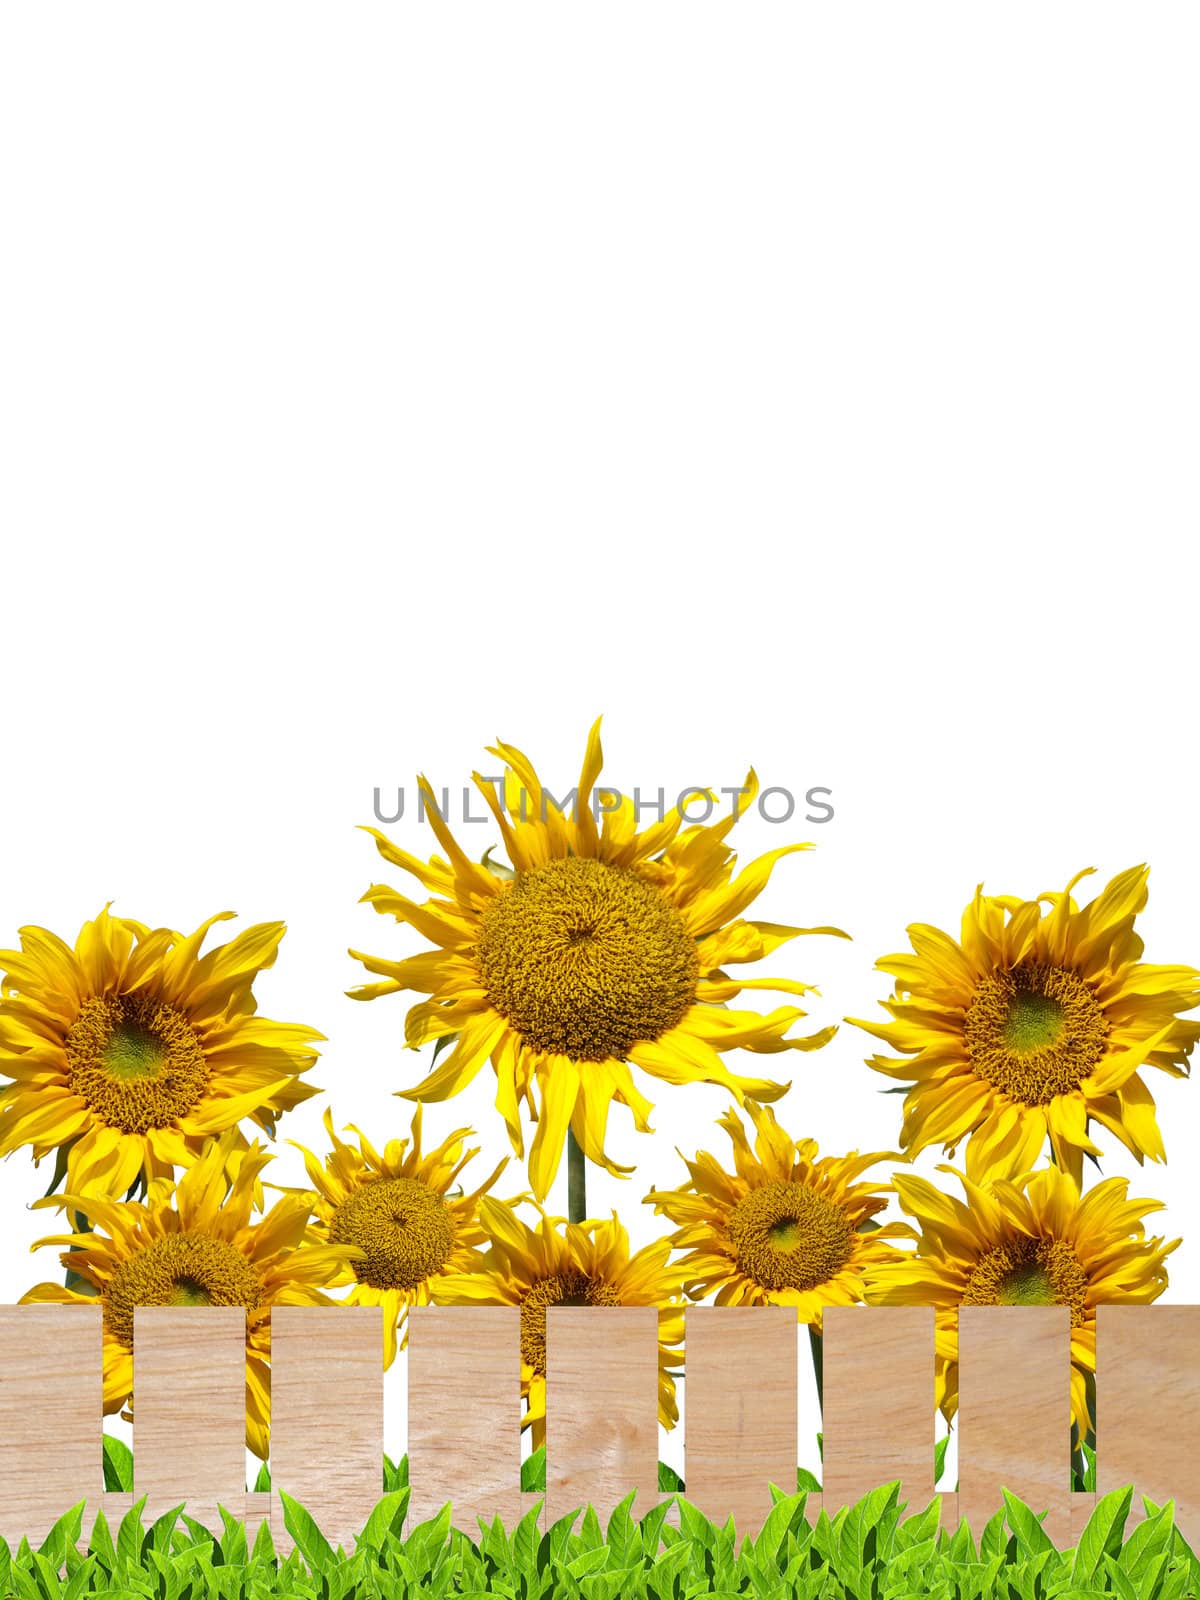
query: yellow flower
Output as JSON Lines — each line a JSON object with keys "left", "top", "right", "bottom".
{"left": 0, "top": 906, "right": 323, "bottom": 1198}
{"left": 645, "top": 1101, "right": 910, "bottom": 1328}
{"left": 349, "top": 720, "right": 844, "bottom": 1199}
{"left": 20, "top": 1131, "right": 359, "bottom": 1459}
{"left": 433, "top": 1197, "right": 686, "bottom": 1446}
{"left": 863, "top": 1163, "right": 1178, "bottom": 1435}
{"left": 849, "top": 866, "right": 1200, "bottom": 1185}
{"left": 279, "top": 1103, "right": 511, "bottom": 1366}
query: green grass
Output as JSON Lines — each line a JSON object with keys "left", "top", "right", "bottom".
{"left": 7, "top": 1477, "right": 1199, "bottom": 1598}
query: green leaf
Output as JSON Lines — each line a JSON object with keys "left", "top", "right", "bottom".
{"left": 511, "top": 1499, "right": 542, "bottom": 1579}
{"left": 102, "top": 1436, "right": 135, "bottom": 1494}
{"left": 567, "top": 1546, "right": 610, "bottom": 1580}
{"left": 752, "top": 1492, "right": 809, "bottom": 1568}
{"left": 85, "top": 1508, "right": 117, "bottom": 1572}
{"left": 277, "top": 1490, "right": 336, "bottom": 1575}
{"left": 979, "top": 1505, "right": 1012, "bottom": 1562}
{"left": 1071, "top": 1486, "right": 1132, "bottom": 1585}
{"left": 934, "top": 1433, "right": 951, "bottom": 1487}
{"left": 60, "top": 1555, "right": 97, "bottom": 1600}
{"left": 35, "top": 1501, "right": 85, "bottom": 1569}
{"left": 353, "top": 1488, "right": 409, "bottom": 1554}
{"left": 675, "top": 1495, "right": 718, "bottom": 1555}
{"left": 40, "top": 1140, "right": 75, "bottom": 1199}
{"left": 895, "top": 1495, "right": 943, "bottom": 1552}
{"left": 601, "top": 1493, "right": 639, "bottom": 1568}
{"left": 1102, "top": 1552, "right": 1141, "bottom": 1600}
{"left": 116, "top": 1497, "right": 149, "bottom": 1570}
{"left": 1002, "top": 1489, "right": 1057, "bottom": 1558}
{"left": 521, "top": 1446, "right": 547, "bottom": 1493}
{"left": 657, "top": 1461, "right": 685, "bottom": 1494}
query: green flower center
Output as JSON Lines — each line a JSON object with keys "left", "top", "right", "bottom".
{"left": 1002, "top": 991, "right": 1065, "bottom": 1053}
{"left": 104, "top": 1022, "right": 167, "bottom": 1080}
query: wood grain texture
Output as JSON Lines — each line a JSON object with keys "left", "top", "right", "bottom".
{"left": 1098, "top": 1305, "right": 1200, "bottom": 1542}
{"left": 269, "top": 1306, "right": 384, "bottom": 1556}
{"left": 956, "top": 1306, "right": 1073, "bottom": 1546}
{"left": 133, "top": 1307, "right": 248, "bottom": 1531}
{"left": 822, "top": 1306, "right": 937, "bottom": 1515}
{"left": 407, "top": 1305, "right": 525, "bottom": 1532}
{"left": 545, "top": 1307, "right": 661, "bottom": 1524}
{"left": 0, "top": 1305, "right": 104, "bottom": 1547}
{"left": 684, "top": 1306, "right": 798, "bottom": 1537}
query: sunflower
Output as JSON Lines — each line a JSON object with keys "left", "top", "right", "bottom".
{"left": 863, "top": 1162, "right": 1178, "bottom": 1435}
{"left": 278, "top": 1103, "right": 512, "bottom": 1366}
{"left": 432, "top": 1196, "right": 687, "bottom": 1446}
{"left": 20, "top": 1130, "right": 360, "bottom": 1458}
{"left": 0, "top": 906, "right": 323, "bottom": 1199}
{"left": 849, "top": 866, "right": 1200, "bottom": 1185}
{"left": 349, "top": 720, "right": 845, "bottom": 1199}
{"left": 644, "top": 1101, "right": 911, "bottom": 1328}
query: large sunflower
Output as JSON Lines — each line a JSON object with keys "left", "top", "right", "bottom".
{"left": 349, "top": 720, "right": 844, "bottom": 1198}
{"left": 432, "top": 1197, "right": 687, "bottom": 1446}
{"left": 644, "top": 1101, "right": 910, "bottom": 1327}
{"left": 20, "top": 1130, "right": 359, "bottom": 1459}
{"left": 279, "top": 1103, "right": 511, "bottom": 1366}
{"left": 849, "top": 866, "right": 1200, "bottom": 1185}
{"left": 0, "top": 907, "right": 323, "bottom": 1198}
{"left": 863, "top": 1163, "right": 1178, "bottom": 1435}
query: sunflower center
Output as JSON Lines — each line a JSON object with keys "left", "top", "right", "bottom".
{"left": 518, "top": 1270, "right": 623, "bottom": 1374}
{"left": 65, "top": 995, "right": 209, "bottom": 1133}
{"left": 727, "top": 1181, "right": 855, "bottom": 1293}
{"left": 104, "top": 1231, "right": 262, "bottom": 1348}
{"left": 962, "top": 1236, "right": 1089, "bottom": 1327}
{"left": 475, "top": 857, "right": 700, "bottom": 1061}
{"left": 963, "top": 964, "right": 1109, "bottom": 1105}
{"left": 328, "top": 1177, "right": 455, "bottom": 1291}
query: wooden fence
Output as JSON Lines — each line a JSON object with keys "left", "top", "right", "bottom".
{"left": 0, "top": 1303, "right": 1194, "bottom": 1556}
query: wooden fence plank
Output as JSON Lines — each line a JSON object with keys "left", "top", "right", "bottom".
{"left": 546, "top": 1306, "right": 661, "bottom": 1524}
{"left": 1098, "top": 1305, "right": 1200, "bottom": 1544}
{"left": 684, "top": 1306, "right": 798, "bottom": 1537}
{"left": 133, "top": 1307, "right": 251, "bottom": 1531}
{"left": 0, "top": 1305, "right": 104, "bottom": 1547}
{"left": 957, "top": 1306, "right": 1073, "bottom": 1546}
{"left": 407, "top": 1305, "right": 525, "bottom": 1533}
{"left": 822, "top": 1306, "right": 936, "bottom": 1515}
{"left": 270, "top": 1306, "right": 383, "bottom": 1555}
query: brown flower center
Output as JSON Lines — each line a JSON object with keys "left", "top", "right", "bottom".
{"left": 518, "top": 1271, "right": 623, "bottom": 1374}
{"left": 104, "top": 1231, "right": 262, "bottom": 1347}
{"left": 476, "top": 857, "right": 699, "bottom": 1060}
{"left": 727, "top": 1181, "right": 855, "bottom": 1293}
{"left": 329, "top": 1177, "right": 455, "bottom": 1290}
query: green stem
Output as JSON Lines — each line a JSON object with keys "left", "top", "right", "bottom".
{"left": 567, "top": 1128, "right": 587, "bottom": 1225}
{"left": 808, "top": 1322, "right": 824, "bottom": 1418}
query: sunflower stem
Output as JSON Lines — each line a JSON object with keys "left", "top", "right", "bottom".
{"left": 807, "top": 1322, "right": 824, "bottom": 1419}
{"left": 567, "top": 1128, "right": 587, "bottom": 1224}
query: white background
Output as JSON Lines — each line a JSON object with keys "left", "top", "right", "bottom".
{"left": 1, "top": 3, "right": 1197, "bottom": 1486}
